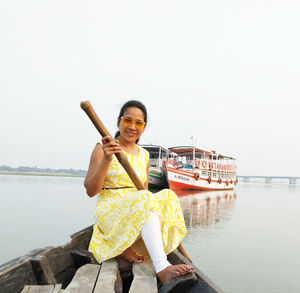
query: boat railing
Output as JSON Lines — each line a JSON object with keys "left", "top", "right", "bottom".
{"left": 193, "top": 159, "right": 237, "bottom": 175}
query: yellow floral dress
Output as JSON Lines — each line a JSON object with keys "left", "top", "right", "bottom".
{"left": 88, "top": 145, "right": 187, "bottom": 263}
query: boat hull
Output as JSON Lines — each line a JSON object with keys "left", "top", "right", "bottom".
{"left": 148, "top": 167, "right": 168, "bottom": 188}
{"left": 167, "top": 166, "right": 236, "bottom": 190}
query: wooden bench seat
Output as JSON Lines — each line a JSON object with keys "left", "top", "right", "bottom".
{"left": 129, "top": 261, "right": 157, "bottom": 293}
{"left": 19, "top": 258, "right": 159, "bottom": 293}
{"left": 21, "top": 284, "right": 62, "bottom": 293}
{"left": 64, "top": 259, "right": 123, "bottom": 293}
{"left": 64, "top": 264, "right": 100, "bottom": 293}
{"left": 54, "top": 260, "right": 157, "bottom": 293}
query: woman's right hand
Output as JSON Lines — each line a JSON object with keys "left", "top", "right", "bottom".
{"left": 101, "top": 136, "right": 122, "bottom": 162}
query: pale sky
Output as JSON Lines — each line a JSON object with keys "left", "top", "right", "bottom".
{"left": 0, "top": 0, "right": 299, "bottom": 176}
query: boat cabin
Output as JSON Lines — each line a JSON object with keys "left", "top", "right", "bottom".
{"left": 141, "top": 145, "right": 168, "bottom": 168}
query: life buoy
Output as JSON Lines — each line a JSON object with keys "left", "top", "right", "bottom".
{"left": 218, "top": 177, "right": 222, "bottom": 184}
{"left": 194, "top": 159, "right": 200, "bottom": 168}
{"left": 226, "top": 180, "right": 229, "bottom": 186}
{"left": 230, "top": 180, "right": 233, "bottom": 184}
{"left": 207, "top": 176, "right": 212, "bottom": 184}
{"left": 194, "top": 172, "right": 200, "bottom": 180}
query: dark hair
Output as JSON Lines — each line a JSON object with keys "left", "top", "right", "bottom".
{"left": 115, "top": 100, "right": 148, "bottom": 143}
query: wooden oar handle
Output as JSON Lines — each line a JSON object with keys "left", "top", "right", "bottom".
{"left": 80, "top": 101, "right": 145, "bottom": 191}
{"left": 80, "top": 101, "right": 111, "bottom": 138}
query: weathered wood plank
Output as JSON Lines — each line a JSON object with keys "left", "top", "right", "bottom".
{"left": 115, "top": 271, "right": 123, "bottom": 293}
{"left": 40, "top": 244, "right": 74, "bottom": 277}
{"left": 70, "top": 226, "right": 94, "bottom": 250}
{"left": 129, "top": 260, "right": 157, "bottom": 293}
{"left": 21, "top": 284, "right": 62, "bottom": 293}
{"left": 53, "top": 284, "right": 63, "bottom": 293}
{"left": 0, "top": 260, "right": 37, "bottom": 293}
{"left": 31, "top": 255, "right": 56, "bottom": 285}
{"left": 0, "top": 226, "right": 93, "bottom": 293}
{"left": 0, "top": 248, "right": 47, "bottom": 293}
{"left": 93, "top": 258, "right": 121, "bottom": 293}
{"left": 63, "top": 264, "right": 100, "bottom": 293}
{"left": 158, "top": 272, "right": 197, "bottom": 293}
{"left": 70, "top": 248, "right": 98, "bottom": 269}
{"left": 31, "top": 244, "right": 77, "bottom": 288}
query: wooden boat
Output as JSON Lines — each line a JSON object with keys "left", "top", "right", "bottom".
{"left": 166, "top": 146, "right": 237, "bottom": 190}
{"left": 0, "top": 226, "right": 224, "bottom": 293}
{"left": 141, "top": 144, "right": 169, "bottom": 188}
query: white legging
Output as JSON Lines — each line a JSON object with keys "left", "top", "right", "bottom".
{"left": 141, "top": 211, "right": 171, "bottom": 273}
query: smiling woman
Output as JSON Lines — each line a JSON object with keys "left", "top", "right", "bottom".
{"left": 114, "top": 100, "right": 148, "bottom": 145}
{"left": 83, "top": 100, "right": 194, "bottom": 285}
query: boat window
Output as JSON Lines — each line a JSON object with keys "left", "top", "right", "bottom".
{"left": 146, "top": 148, "right": 159, "bottom": 159}
{"left": 161, "top": 150, "right": 167, "bottom": 159}
{"left": 179, "top": 157, "right": 186, "bottom": 165}
{"left": 169, "top": 153, "right": 176, "bottom": 159}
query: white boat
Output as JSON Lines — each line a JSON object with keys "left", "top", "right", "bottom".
{"left": 141, "top": 144, "right": 169, "bottom": 188}
{"left": 166, "top": 146, "right": 237, "bottom": 190}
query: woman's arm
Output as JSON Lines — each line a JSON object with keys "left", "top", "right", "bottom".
{"left": 84, "top": 136, "right": 122, "bottom": 197}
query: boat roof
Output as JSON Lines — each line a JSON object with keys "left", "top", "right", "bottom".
{"left": 168, "top": 146, "right": 235, "bottom": 160}
{"left": 169, "top": 146, "right": 205, "bottom": 153}
{"left": 140, "top": 144, "right": 168, "bottom": 152}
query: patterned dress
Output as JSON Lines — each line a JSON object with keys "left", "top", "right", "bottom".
{"left": 88, "top": 145, "right": 187, "bottom": 263}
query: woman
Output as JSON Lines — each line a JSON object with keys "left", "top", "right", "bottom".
{"left": 84, "top": 100, "right": 194, "bottom": 284}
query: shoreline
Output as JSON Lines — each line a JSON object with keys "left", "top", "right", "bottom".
{"left": 0, "top": 171, "right": 85, "bottom": 178}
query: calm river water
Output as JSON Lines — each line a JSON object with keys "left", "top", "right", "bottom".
{"left": 0, "top": 175, "right": 299, "bottom": 293}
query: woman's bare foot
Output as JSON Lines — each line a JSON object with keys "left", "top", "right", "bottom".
{"left": 119, "top": 247, "right": 145, "bottom": 263}
{"left": 157, "top": 264, "right": 195, "bottom": 285}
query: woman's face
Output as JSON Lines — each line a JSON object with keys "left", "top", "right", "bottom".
{"left": 117, "top": 106, "right": 146, "bottom": 143}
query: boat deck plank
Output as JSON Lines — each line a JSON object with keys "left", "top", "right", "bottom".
{"left": 129, "top": 261, "right": 157, "bottom": 293}
{"left": 63, "top": 264, "right": 100, "bottom": 293}
{"left": 21, "top": 284, "right": 62, "bottom": 293}
{"left": 94, "top": 258, "right": 121, "bottom": 293}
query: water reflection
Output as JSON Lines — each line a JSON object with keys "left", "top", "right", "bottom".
{"left": 174, "top": 189, "right": 237, "bottom": 229}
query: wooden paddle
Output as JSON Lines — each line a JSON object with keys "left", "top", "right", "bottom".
{"left": 80, "top": 100, "right": 192, "bottom": 263}
{"left": 80, "top": 101, "right": 145, "bottom": 190}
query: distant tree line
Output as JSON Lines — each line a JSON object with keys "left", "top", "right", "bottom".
{"left": 0, "top": 165, "right": 87, "bottom": 176}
